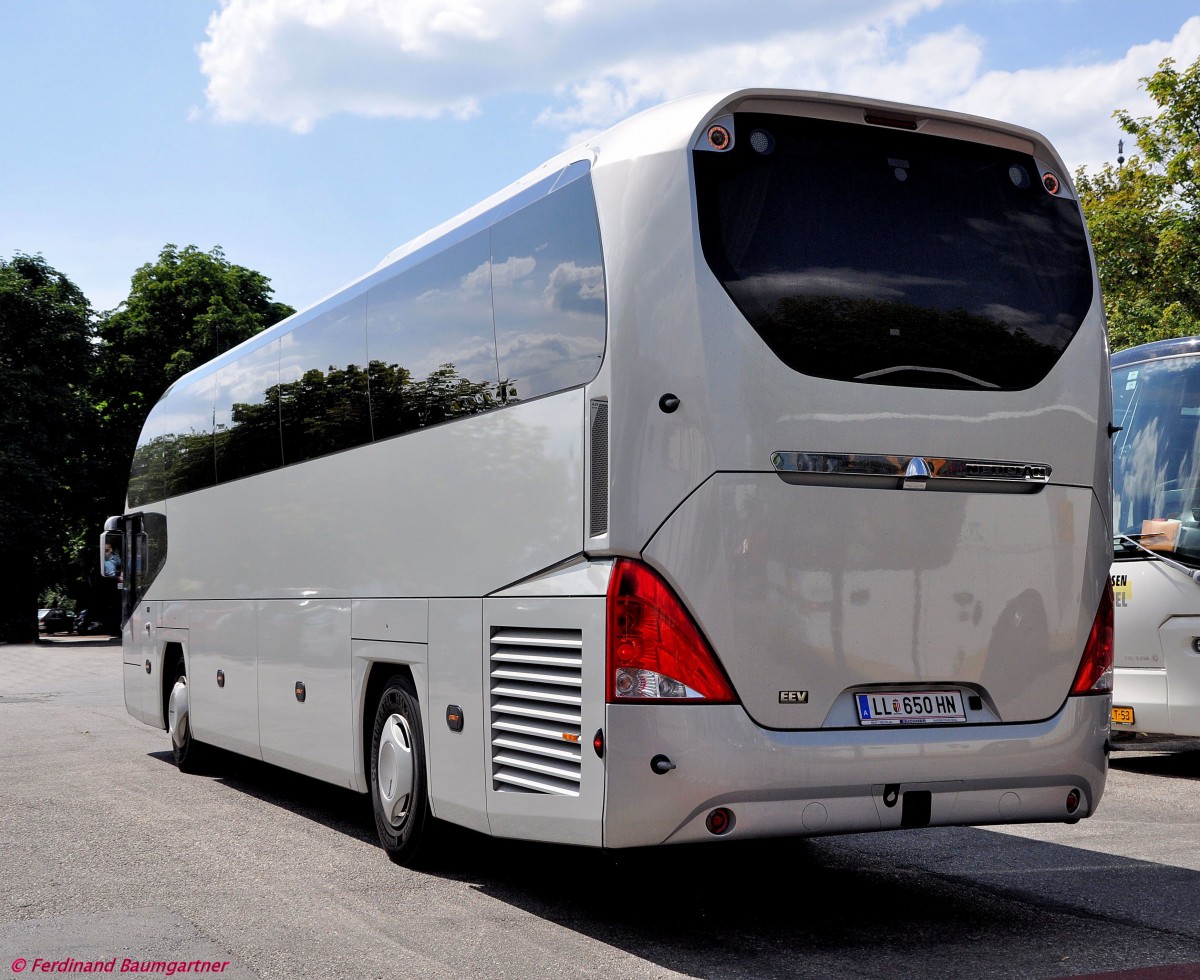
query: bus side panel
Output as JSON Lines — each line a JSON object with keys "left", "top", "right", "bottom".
{"left": 148, "top": 391, "right": 586, "bottom": 603}
{"left": 258, "top": 598, "right": 356, "bottom": 787}
{"left": 425, "top": 599, "right": 490, "bottom": 834}
{"left": 188, "top": 600, "right": 261, "bottom": 759}
{"left": 482, "top": 596, "right": 607, "bottom": 847}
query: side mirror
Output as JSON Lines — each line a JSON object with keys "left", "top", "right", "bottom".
{"left": 101, "top": 529, "right": 124, "bottom": 584}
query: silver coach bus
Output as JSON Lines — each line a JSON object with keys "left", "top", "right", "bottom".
{"left": 104, "top": 88, "right": 1114, "bottom": 865}
{"left": 1111, "top": 336, "right": 1200, "bottom": 738}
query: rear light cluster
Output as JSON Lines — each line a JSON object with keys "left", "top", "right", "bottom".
{"left": 606, "top": 559, "right": 736, "bottom": 703}
{"left": 1070, "top": 583, "right": 1114, "bottom": 695}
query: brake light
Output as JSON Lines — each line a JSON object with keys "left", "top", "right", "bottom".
{"left": 606, "top": 559, "right": 736, "bottom": 703}
{"left": 1070, "top": 583, "right": 1114, "bottom": 695}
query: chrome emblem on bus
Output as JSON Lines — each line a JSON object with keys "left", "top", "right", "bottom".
{"left": 771, "top": 452, "right": 1051, "bottom": 489}
{"left": 903, "top": 457, "right": 931, "bottom": 490}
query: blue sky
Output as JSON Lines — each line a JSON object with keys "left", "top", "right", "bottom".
{"left": 3, "top": 0, "right": 1199, "bottom": 317}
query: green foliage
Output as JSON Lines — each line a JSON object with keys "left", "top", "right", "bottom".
{"left": 0, "top": 243, "right": 294, "bottom": 640}
{"left": 91, "top": 244, "right": 295, "bottom": 528}
{"left": 1077, "top": 56, "right": 1200, "bottom": 351}
{"left": 38, "top": 588, "right": 75, "bottom": 614}
{"left": 0, "top": 254, "right": 95, "bottom": 640}
{"left": 96, "top": 245, "right": 294, "bottom": 449}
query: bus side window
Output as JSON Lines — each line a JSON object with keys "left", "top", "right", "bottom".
{"left": 367, "top": 233, "right": 498, "bottom": 441}
{"left": 491, "top": 176, "right": 606, "bottom": 401}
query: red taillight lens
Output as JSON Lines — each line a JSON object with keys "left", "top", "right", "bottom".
{"left": 606, "top": 559, "right": 736, "bottom": 703}
{"left": 1070, "top": 583, "right": 1114, "bottom": 695}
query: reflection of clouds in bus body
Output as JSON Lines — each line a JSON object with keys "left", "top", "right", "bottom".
{"left": 497, "top": 329, "right": 603, "bottom": 373}
{"left": 741, "top": 267, "right": 1079, "bottom": 338}
{"left": 490, "top": 255, "right": 537, "bottom": 287}
{"left": 158, "top": 374, "right": 217, "bottom": 438}
{"left": 492, "top": 255, "right": 605, "bottom": 398}
{"left": 158, "top": 408, "right": 209, "bottom": 438}
{"left": 739, "top": 268, "right": 952, "bottom": 303}
{"left": 410, "top": 336, "right": 498, "bottom": 382}
{"left": 544, "top": 260, "right": 603, "bottom": 313}
{"left": 217, "top": 342, "right": 280, "bottom": 402}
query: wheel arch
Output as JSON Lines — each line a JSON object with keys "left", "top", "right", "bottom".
{"left": 361, "top": 661, "right": 418, "bottom": 788}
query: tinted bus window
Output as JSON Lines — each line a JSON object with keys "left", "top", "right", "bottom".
{"left": 491, "top": 175, "right": 606, "bottom": 401}
{"left": 367, "top": 233, "right": 499, "bottom": 440}
{"left": 215, "top": 339, "right": 282, "bottom": 483}
{"left": 162, "top": 373, "right": 216, "bottom": 498}
{"left": 695, "top": 113, "right": 1094, "bottom": 390}
{"left": 280, "top": 295, "right": 372, "bottom": 464}
{"left": 128, "top": 399, "right": 169, "bottom": 508}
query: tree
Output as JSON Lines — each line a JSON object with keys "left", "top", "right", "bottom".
{"left": 1076, "top": 56, "right": 1200, "bottom": 351}
{"left": 0, "top": 254, "right": 95, "bottom": 641}
{"left": 93, "top": 244, "right": 295, "bottom": 519}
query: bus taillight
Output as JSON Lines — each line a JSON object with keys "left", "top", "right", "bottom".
{"left": 606, "top": 559, "right": 737, "bottom": 703}
{"left": 1070, "top": 584, "right": 1114, "bottom": 695}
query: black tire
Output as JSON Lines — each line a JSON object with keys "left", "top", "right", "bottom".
{"left": 168, "top": 654, "right": 207, "bottom": 773}
{"left": 369, "top": 674, "right": 436, "bottom": 866}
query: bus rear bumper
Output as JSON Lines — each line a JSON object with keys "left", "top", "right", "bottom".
{"left": 601, "top": 695, "right": 1110, "bottom": 849}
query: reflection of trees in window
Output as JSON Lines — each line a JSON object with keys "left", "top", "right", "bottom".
{"left": 367, "top": 360, "right": 416, "bottom": 439}
{"left": 216, "top": 360, "right": 503, "bottom": 469}
{"left": 371, "top": 359, "right": 508, "bottom": 440}
{"left": 128, "top": 436, "right": 165, "bottom": 507}
{"left": 409, "top": 362, "right": 504, "bottom": 426}
{"left": 216, "top": 388, "right": 281, "bottom": 482}
{"left": 164, "top": 428, "right": 216, "bottom": 497}
{"left": 280, "top": 363, "right": 372, "bottom": 464}
{"left": 128, "top": 171, "right": 608, "bottom": 503}
{"left": 129, "top": 429, "right": 213, "bottom": 505}
{"left": 138, "top": 360, "right": 507, "bottom": 499}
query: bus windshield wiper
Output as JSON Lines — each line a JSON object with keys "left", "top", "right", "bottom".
{"left": 853, "top": 365, "right": 1000, "bottom": 389}
{"left": 1113, "top": 532, "right": 1200, "bottom": 582}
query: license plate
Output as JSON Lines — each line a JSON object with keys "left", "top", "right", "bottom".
{"left": 855, "top": 690, "right": 967, "bottom": 726}
{"left": 1112, "top": 705, "right": 1135, "bottom": 725}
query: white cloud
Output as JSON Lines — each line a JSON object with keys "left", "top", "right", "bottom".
{"left": 198, "top": 0, "right": 941, "bottom": 131}
{"left": 197, "top": 0, "right": 1200, "bottom": 175}
{"left": 544, "top": 260, "right": 603, "bottom": 313}
{"left": 490, "top": 254, "right": 537, "bottom": 286}
{"left": 946, "top": 17, "right": 1200, "bottom": 174}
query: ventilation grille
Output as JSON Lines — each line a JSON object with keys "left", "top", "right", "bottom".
{"left": 490, "top": 627, "right": 584, "bottom": 795}
{"left": 589, "top": 399, "right": 609, "bottom": 537}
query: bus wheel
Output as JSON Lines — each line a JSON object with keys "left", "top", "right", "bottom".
{"left": 168, "top": 655, "right": 206, "bottom": 773}
{"left": 370, "top": 674, "right": 433, "bottom": 866}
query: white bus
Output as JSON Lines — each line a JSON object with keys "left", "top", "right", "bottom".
{"left": 105, "top": 88, "right": 1114, "bottom": 866}
{"left": 1111, "top": 336, "right": 1200, "bottom": 738}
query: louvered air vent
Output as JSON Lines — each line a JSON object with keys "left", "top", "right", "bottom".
{"left": 589, "top": 399, "right": 609, "bottom": 537}
{"left": 490, "top": 627, "right": 584, "bottom": 795}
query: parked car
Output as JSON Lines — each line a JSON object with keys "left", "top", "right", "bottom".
{"left": 37, "top": 608, "right": 74, "bottom": 635}
{"left": 73, "top": 608, "right": 117, "bottom": 636}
